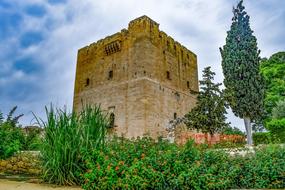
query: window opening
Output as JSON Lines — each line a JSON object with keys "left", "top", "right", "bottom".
{"left": 85, "top": 78, "right": 90, "bottom": 86}
{"left": 166, "top": 71, "right": 170, "bottom": 80}
{"left": 108, "top": 70, "right": 113, "bottom": 80}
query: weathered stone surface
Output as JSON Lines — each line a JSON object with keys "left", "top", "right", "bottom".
{"left": 6, "top": 164, "right": 12, "bottom": 169}
{"left": 10, "top": 157, "right": 17, "bottom": 163}
{"left": 12, "top": 165, "right": 18, "bottom": 171}
{"left": 17, "top": 161, "right": 24, "bottom": 168}
{"left": 0, "top": 152, "right": 41, "bottom": 175}
{"left": 73, "top": 15, "right": 199, "bottom": 139}
{"left": 0, "top": 160, "right": 8, "bottom": 167}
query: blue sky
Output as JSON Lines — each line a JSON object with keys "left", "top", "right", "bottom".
{"left": 0, "top": 0, "right": 284, "bottom": 130}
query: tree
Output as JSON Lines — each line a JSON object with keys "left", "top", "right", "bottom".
{"left": 272, "top": 99, "right": 285, "bottom": 119}
{"left": 220, "top": 0, "right": 265, "bottom": 145}
{"left": 222, "top": 126, "right": 244, "bottom": 136}
{"left": 260, "top": 52, "right": 285, "bottom": 119}
{"left": 185, "top": 67, "right": 229, "bottom": 136}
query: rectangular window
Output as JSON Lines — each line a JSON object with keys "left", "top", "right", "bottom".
{"left": 166, "top": 71, "right": 170, "bottom": 80}
{"left": 85, "top": 78, "right": 90, "bottom": 87}
{"left": 108, "top": 70, "right": 113, "bottom": 80}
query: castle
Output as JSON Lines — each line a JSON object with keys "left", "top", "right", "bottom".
{"left": 73, "top": 16, "right": 199, "bottom": 138}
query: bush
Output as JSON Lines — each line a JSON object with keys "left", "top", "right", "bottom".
{"left": 0, "top": 107, "right": 24, "bottom": 159}
{"left": 36, "top": 105, "right": 109, "bottom": 185}
{"left": 253, "top": 132, "right": 271, "bottom": 145}
{"left": 222, "top": 126, "right": 244, "bottom": 136}
{"left": 272, "top": 99, "right": 285, "bottom": 119}
{"left": 82, "top": 138, "right": 285, "bottom": 189}
{"left": 21, "top": 127, "right": 42, "bottom": 151}
{"left": 266, "top": 118, "right": 285, "bottom": 143}
{"left": 0, "top": 123, "right": 23, "bottom": 159}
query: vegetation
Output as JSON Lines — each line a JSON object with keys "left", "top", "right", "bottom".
{"left": 252, "top": 132, "right": 271, "bottom": 145}
{"left": 0, "top": 107, "right": 24, "bottom": 159}
{"left": 0, "top": 107, "right": 42, "bottom": 159}
{"left": 220, "top": 0, "right": 265, "bottom": 145}
{"left": 260, "top": 52, "right": 285, "bottom": 119}
{"left": 272, "top": 99, "right": 285, "bottom": 119}
{"left": 222, "top": 126, "right": 244, "bottom": 136}
{"left": 266, "top": 118, "right": 285, "bottom": 143}
{"left": 36, "top": 105, "right": 109, "bottom": 185}
{"left": 82, "top": 137, "right": 285, "bottom": 190}
{"left": 186, "top": 67, "right": 228, "bottom": 136}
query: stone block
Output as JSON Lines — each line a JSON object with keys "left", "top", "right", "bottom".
{"left": 0, "top": 160, "right": 8, "bottom": 167}
{"left": 17, "top": 161, "right": 24, "bottom": 168}
{"left": 12, "top": 165, "right": 18, "bottom": 171}
{"left": 6, "top": 164, "right": 12, "bottom": 169}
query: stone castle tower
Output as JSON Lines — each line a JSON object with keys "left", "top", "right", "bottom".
{"left": 73, "top": 15, "right": 199, "bottom": 138}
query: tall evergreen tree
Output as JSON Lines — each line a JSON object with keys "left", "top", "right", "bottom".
{"left": 220, "top": 0, "right": 265, "bottom": 145}
{"left": 185, "top": 67, "right": 229, "bottom": 136}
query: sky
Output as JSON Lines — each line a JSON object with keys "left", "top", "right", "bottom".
{"left": 0, "top": 0, "right": 284, "bottom": 130}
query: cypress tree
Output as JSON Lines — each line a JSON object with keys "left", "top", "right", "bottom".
{"left": 220, "top": 0, "right": 265, "bottom": 145}
{"left": 185, "top": 67, "right": 229, "bottom": 136}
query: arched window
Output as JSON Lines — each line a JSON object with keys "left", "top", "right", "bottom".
{"left": 174, "top": 112, "right": 177, "bottom": 119}
{"left": 187, "top": 81, "right": 190, "bottom": 88}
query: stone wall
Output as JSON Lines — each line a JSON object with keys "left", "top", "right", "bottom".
{"left": 73, "top": 15, "right": 199, "bottom": 139}
{"left": 0, "top": 152, "right": 41, "bottom": 176}
{"left": 175, "top": 129, "right": 245, "bottom": 145}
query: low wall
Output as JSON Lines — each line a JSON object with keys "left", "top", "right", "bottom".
{"left": 176, "top": 132, "right": 245, "bottom": 145}
{"left": 0, "top": 151, "right": 41, "bottom": 176}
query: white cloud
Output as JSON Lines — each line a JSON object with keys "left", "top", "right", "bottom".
{"left": 1, "top": 0, "right": 284, "bottom": 131}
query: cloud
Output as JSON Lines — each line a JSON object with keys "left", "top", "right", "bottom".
{"left": 0, "top": 0, "right": 284, "bottom": 130}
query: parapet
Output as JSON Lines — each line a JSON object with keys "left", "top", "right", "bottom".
{"left": 77, "top": 15, "right": 196, "bottom": 63}
{"left": 128, "top": 15, "right": 159, "bottom": 29}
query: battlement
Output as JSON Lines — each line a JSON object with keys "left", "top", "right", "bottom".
{"left": 128, "top": 15, "right": 159, "bottom": 29}
{"left": 78, "top": 15, "right": 196, "bottom": 65}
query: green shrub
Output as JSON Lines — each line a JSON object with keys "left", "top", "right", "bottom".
{"left": 266, "top": 118, "right": 285, "bottom": 143}
{"left": 222, "top": 126, "right": 244, "bottom": 136}
{"left": 36, "top": 105, "right": 109, "bottom": 185}
{"left": 82, "top": 138, "right": 285, "bottom": 190}
{"left": 0, "top": 123, "right": 23, "bottom": 159}
{"left": 21, "top": 127, "right": 42, "bottom": 151}
{"left": 253, "top": 132, "right": 271, "bottom": 145}
{"left": 0, "top": 107, "right": 24, "bottom": 159}
{"left": 272, "top": 99, "right": 285, "bottom": 119}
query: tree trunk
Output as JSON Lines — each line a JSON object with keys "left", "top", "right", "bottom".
{"left": 244, "top": 117, "right": 253, "bottom": 145}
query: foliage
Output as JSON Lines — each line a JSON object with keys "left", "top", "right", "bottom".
{"left": 220, "top": 0, "right": 265, "bottom": 145}
{"left": 212, "top": 140, "right": 245, "bottom": 149}
{"left": 272, "top": 99, "right": 285, "bottom": 119}
{"left": 36, "top": 105, "right": 109, "bottom": 185}
{"left": 0, "top": 107, "right": 24, "bottom": 159}
{"left": 266, "top": 118, "right": 285, "bottom": 143}
{"left": 252, "top": 132, "right": 271, "bottom": 145}
{"left": 186, "top": 67, "right": 229, "bottom": 136}
{"left": 82, "top": 137, "right": 285, "bottom": 190}
{"left": 222, "top": 126, "right": 244, "bottom": 136}
{"left": 21, "top": 127, "right": 42, "bottom": 151}
{"left": 260, "top": 52, "right": 285, "bottom": 119}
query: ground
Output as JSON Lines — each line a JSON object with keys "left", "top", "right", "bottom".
{"left": 0, "top": 179, "right": 82, "bottom": 190}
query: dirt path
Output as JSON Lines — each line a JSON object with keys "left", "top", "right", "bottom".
{"left": 0, "top": 179, "right": 82, "bottom": 190}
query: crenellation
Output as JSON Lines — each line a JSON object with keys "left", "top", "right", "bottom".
{"left": 73, "top": 16, "right": 199, "bottom": 139}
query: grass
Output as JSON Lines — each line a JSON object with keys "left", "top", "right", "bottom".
{"left": 35, "top": 105, "right": 109, "bottom": 185}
